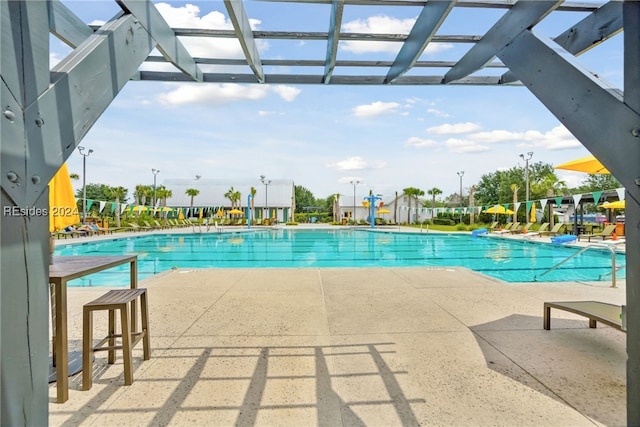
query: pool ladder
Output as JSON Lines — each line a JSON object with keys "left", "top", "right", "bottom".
{"left": 534, "top": 244, "right": 622, "bottom": 288}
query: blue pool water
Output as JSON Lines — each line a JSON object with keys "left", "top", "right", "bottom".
{"left": 53, "top": 229, "right": 625, "bottom": 286}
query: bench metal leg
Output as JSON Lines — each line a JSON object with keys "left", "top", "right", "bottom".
{"left": 141, "top": 291, "right": 151, "bottom": 360}
{"left": 120, "top": 305, "right": 133, "bottom": 386}
{"left": 82, "top": 308, "right": 93, "bottom": 391}
{"left": 544, "top": 305, "right": 551, "bottom": 330}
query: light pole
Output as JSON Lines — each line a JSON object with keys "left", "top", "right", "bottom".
{"left": 152, "top": 168, "right": 160, "bottom": 213}
{"left": 519, "top": 152, "right": 534, "bottom": 201}
{"left": 260, "top": 175, "right": 271, "bottom": 222}
{"left": 350, "top": 180, "right": 360, "bottom": 224}
{"left": 78, "top": 146, "right": 93, "bottom": 224}
{"left": 457, "top": 170, "right": 464, "bottom": 221}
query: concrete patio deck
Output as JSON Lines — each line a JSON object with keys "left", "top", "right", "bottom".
{"left": 49, "top": 266, "right": 626, "bottom": 426}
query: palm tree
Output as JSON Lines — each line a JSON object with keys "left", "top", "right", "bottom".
{"left": 232, "top": 190, "right": 242, "bottom": 217}
{"left": 403, "top": 187, "right": 425, "bottom": 224}
{"left": 511, "top": 184, "right": 519, "bottom": 223}
{"left": 108, "top": 186, "right": 127, "bottom": 227}
{"left": 69, "top": 173, "right": 79, "bottom": 181}
{"left": 156, "top": 186, "right": 172, "bottom": 218}
{"left": 224, "top": 187, "right": 235, "bottom": 209}
{"left": 427, "top": 187, "right": 442, "bottom": 220}
{"left": 333, "top": 193, "right": 340, "bottom": 222}
{"left": 250, "top": 186, "right": 257, "bottom": 222}
{"left": 185, "top": 188, "right": 199, "bottom": 208}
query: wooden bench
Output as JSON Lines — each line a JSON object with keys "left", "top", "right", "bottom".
{"left": 543, "top": 301, "right": 625, "bottom": 332}
{"left": 83, "top": 288, "right": 150, "bottom": 391}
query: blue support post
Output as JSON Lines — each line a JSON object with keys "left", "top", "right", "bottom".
{"left": 363, "top": 194, "right": 382, "bottom": 229}
{"left": 247, "top": 194, "right": 252, "bottom": 229}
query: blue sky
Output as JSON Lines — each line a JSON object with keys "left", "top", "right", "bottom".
{"left": 55, "top": 1, "right": 623, "bottom": 202}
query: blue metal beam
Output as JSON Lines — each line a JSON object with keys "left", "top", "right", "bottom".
{"left": 444, "top": 0, "right": 561, "bottom": 83}
{"left": 223, "top": 0, "right": 264, "bottom": 83}
{"left": 117, "top": 0, "right": 202, "bottom": 82}
{"left": 385, "top": 1, "right": 456, "bottom": 84}
{"left": 323, "top": 0, "right": 344, "bottom": 84}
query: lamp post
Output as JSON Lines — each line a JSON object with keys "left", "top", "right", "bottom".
{"left": 152, "top": 168, "right": 160, "bottom": 214}
{"left": 260, "top": 175, "right": 271, "bottom": 222}
{"left": 78, "top": 146, "right": 93, "bottom": 224}
{"left": 457, "top": 170, "right": 464, "bottom": 221}
{"left": 350, "top": 180, "right": 360, "bottom": 224}
{"left": 519, "top": 152, "right": 534, "bottom": 201}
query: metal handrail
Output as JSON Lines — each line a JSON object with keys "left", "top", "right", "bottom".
{"left": 534, "top": 244, "right": 619, "bottom": 288}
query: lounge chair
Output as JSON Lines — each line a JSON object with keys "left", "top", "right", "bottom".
{"left": 523, "top": 223, "right": 549, "bottom": 237}
{"left": 510, "top": 222, "right": 535, "bottom": 234}
{"left": 127, "top": 223, "right": 152, "bottom": 232}
{"left": 492, "top": 223, "right": 514, "bottom": 234}
{"left": 578, "top": 224, "right": 617, "bottom": 242}
{"left": 495, "top": 222, "right": 518, "bottom": 234}
{"left": 539, "top": 223, "right": 566, "bottom": 237}
{"left": 488, "top": 221, "right": 500, "bottom": 232}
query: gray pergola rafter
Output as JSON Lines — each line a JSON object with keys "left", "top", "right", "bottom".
{"left": 2, "top": 1, "right": 640, "bottom": 425}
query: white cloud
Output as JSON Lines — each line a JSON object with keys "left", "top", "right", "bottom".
{"left": 258, "top": 110, "right": 275, "bottom": 116}
{"left": 468, "top": 125, "right": 581, "bottom": 150}
{"left": 157, "top": 83, "right": 269, "bottom": 106}
{"left": 327, "top": 156, "right": 368, "bottom": 171}
{"left": 445, "top": 138, "right": 490, "bottom": 153}
{"left": 341, "top": 15, "right": 452, "bottom": 55}
{"left": 428, "top": 122, "right": 482, "bottom": 135}
{"left": 50, "top": 52, "right": 62, "bottom": 68}
{"left": 271, "top": 86, "right": 301, "bottom": 102}
{"left": 352, "top": 101, "right": 400, "bottom": 117}
{"left": 156, "top": 83, "right": 300, "bottom": 106}
{"left": 89, "top": 19, "right": 106, "bottom": 26}
{"left": 427, "top": 108, "right": 450, "bottom": 118}
{"left": 405, "top": 137, "right": 438, "bottom": 148}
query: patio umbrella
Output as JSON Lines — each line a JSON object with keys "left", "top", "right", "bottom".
{"left": 600, "top": 200, "right": 625, "bottom": 209}
{"left": 482, "top": 205, "right": 514, "bottom": 215}
{"left": 530, "top": 202, "right": 536, "bottom": 223}
{"left": 554, "top": 154, "right": 610, "bottom": 174}
{"left": 378, "top": 208, "right": 391, "bottom": 214}
{"left": 49, "top": 163, "right": 80, "bottom": 232}
{"left": 228, "top": 208, "right": 244, "bottom": 215}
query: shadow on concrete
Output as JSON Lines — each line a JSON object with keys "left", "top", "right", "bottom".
{"left": 471, "top": 314, "right": 626, "bottom": 427}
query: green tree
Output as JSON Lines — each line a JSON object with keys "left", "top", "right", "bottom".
{"left": 574, "top": 174, "right": 621, "bottom": 193}
{"left": 250, "top": 186, "right": 257, "bottom": 221}
{"left": 107, "top": 186, "right": 128, "bottom": 227}
{"left": 224, "top": 187, "right": 235, "bottom": 208}
{"left": 69, "top": 173, "right": 79, "bottom": 181}
{"left": 427, "top": 187, "right": 442, "bottom": 215}
{"left": 156, "top": 186, "right": 173, "bottom": 218}
{"left": 134, "top": 184, "right": 153, "bottom": 206}
{"left": 402, "top": 187, "right": 425, "bottom": 224}
{"left": 294, "top": 185, "right": 316, "bottom": 213}
{"left": 185, "top": 188, "right": 200, "bottom": 207}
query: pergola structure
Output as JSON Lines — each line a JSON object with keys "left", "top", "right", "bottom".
{"left": 1, "top": 0, "right": 639, "bottom": 424}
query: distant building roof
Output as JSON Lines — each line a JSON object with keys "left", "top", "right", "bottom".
{"left": 164, "top": 178, "right": 294, "bottom": 208}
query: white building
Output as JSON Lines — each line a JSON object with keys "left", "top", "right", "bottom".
{"left": 164, "top": 178, "right": 295, "bottom": 222}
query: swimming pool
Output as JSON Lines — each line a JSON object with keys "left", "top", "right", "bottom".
{"left": 53, "top": 228, "right": 625, "bottom": 286}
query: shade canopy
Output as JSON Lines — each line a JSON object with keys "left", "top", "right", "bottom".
{"left": 483, "top": 205, "right": 515, "bottom": 215}
{"left": 554, "top": 154, "right": 610, "bottom": 174}
{"left": 378, "top": 208, "right": 391, "bottom": 214}
{"left": 228, "top": 208, "right": 244, "bottom": 215}
{"left": 48, "top": 163, "right": 80, "bottom": 232}
{"left": 600, "top": 200, "right": 625, "bottom": 209}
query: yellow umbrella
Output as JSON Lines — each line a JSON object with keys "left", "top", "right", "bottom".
{"left": 216, "top": 208, "right": 224, "bottom": 218}
{"left": 378, "top": 208, "right": 391, "bottom": 214}
{"left": 49, "top": 163, "right": 80, "bottom": 232}
{"left": 530, "top": 202, "right": 536, "bottom": 222}
{"left": 198, "top": 208, "right": 203, "bottom": 219}
{"left": 482, "top": 205, "right": 514, "bottom": 215}
{"left": 554, "top": 154, "right": 610, "bottom": 174}
{"left": 228, "top": 208, "right": 244, "bottom": 215}
{"left": 600, "top": 200, "right": 625, "bottom": 209}
{"left": 178, "top": 209, "right": 185, "bottom": 220}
